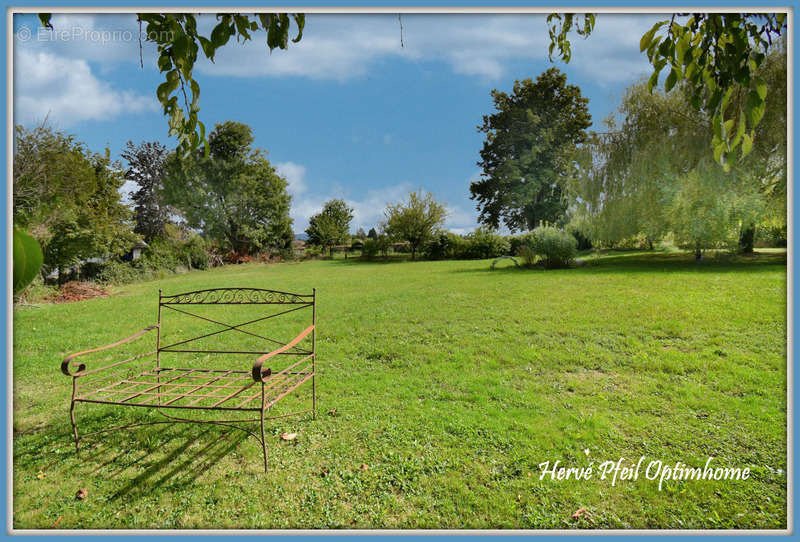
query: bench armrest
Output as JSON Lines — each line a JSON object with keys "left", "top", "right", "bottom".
{"left": 61, "top": 325, "right": 159, "bottom": 376}
{"left": 252, "top": 325, "right": 314, "bottom": 382}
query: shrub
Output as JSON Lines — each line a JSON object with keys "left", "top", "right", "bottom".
{"left": 566, "top": 217, "right": 594, "bottom": 250}
{"left": 529, "top": 226, "right": 577, "bottom": 268}
{"left": 518, "top": 244, "right": 536, "bottom": 267}
{"left": 362, "top": 238, "right": 380, "bottom": 260}
{"left": 182, "top": 235, "right": 209, "bottom": 269}
{"left": 15, "top": 276, "right": 58, "bottom": 304}
{"left": 507, "top": 235, "right": 527, "bottom": 258}
{"left": 755, "top": 222, "right": 787, "bottom": 248}
{"left": 610, "top": 233, "right": 652, "bottom": 250}
{"left": 464, "top": 227, "right": 510, "bottom": 259}
{"left": 424, "top": 232, "right": 451, "bottom": 260}
{"left": 97, "top": 259, "right": 145, "bottom": 285}
{"left": 446, "top": 233, "right": 469, "bottom": 259}
{"left": 570, "top": 229, "right": 593, "bottom": 250}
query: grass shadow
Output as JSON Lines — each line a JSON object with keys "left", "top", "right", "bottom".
{"left": 443, "top": 250, "right": 787, "bottom": 275}
{"left": 577, "top": 250, "right": 787, "bottom": 275}
{"left": 107, "top": 423, "right": 252, "bottom": 500}
{"left": 328, "top": 256, "right": 412, "bottom": 265}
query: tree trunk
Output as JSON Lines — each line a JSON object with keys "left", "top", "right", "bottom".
{"left": 739, "top": 224, "right": 755, "bottom": 253}
{"left": 695, "top": 247, "right": 702, "bottom": 261}
{"left": 329, "top": 246, "right": 334, "bottom": 258}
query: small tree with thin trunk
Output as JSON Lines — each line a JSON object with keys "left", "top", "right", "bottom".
{"left": 383, "top": 190, "right": 448, "bottom": 261}
{"left": 306, "top": 199, "right": 354, "bottom": 257}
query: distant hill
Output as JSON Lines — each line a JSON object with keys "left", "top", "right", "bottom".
{"left": 294, "top": 233, "right": 309, "bottom": 241}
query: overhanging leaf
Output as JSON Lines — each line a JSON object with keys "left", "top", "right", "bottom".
{"left": 664, "top": 67, "right": 679, "bottom": 92}
{"left": 741, "top": 133, "right": 753, "bottom": 155}
{"left": 13, "top": 228, "right": 43, "bottom": 294}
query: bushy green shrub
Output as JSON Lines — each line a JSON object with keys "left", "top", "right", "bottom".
{"left": 529, "top": 226, "right": 577, "bottom": 268}
{"left": 424, "top": 232, "right": 451, "bottom": 260}
{"left": 566, "top": 217, "right": 594, "bottom": 250}
{"left": 142, "top": 238, "right": 184, "bottom": 270}
{"left": 14, "top": 275, "right": 58, "bottom": 304}
{"left": 507, "top": 235, "right": 527, "bottom": 258}
{"left": 95, "top": 224, "right": 210, "bottom": 285}
{"left": 97, "top": 260, "right": 145, "bottom": 285}
{"left": 755, "top": 222, "right": 787, "bottom": 248}
{"left": 463, "top": 227, "right": 510, "bottom": 259}
{"left": 518, "top": 244, "right": 536, "bottom": 267}
{"left": 607, "top": 233, "right": 653, "bottom": 250}
{"left": 183, "top": 235, "right": 209, "bottom": 269}
{"left": 362, "top": 238, "right": 380, "bottom": 260}
{"left": 445, "top": 233, "right": 469, "bottom": 259}
{"left": 569, "top": 228, "right": 593, "bottom": 250}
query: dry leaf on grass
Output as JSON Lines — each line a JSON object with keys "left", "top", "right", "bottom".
{"left": 280, "top": 432, "right": 297, "bottom": 441}
{"left": 359, "top": 463, "right": 369, "bottom": 471}
{"left": 327, "top": 408, "right": 337, "bottom": 416}
{"left": 36, "top": 471, "right": 46, "bottom": 479}
{"left": 75, "top": 488, "right": 88, "bottom": 500}
{"left": 50, "top": 516, "right": 63, "bottom": 528}
{"left": 572, "top": 508, "right": 586, "bottom": 519}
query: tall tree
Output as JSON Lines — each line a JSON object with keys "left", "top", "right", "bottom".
{"left": 163, "top": 121, "right": 293, "bottom": 256}
{"left": 43, "top": 150, "right": 139, "bottom": 280}
{"left": 13, "top": 123, "right": 96, "bottom": 232}
{"left": 121, "top": 140, "right": 169, "bottom": 242}
{"left": 471, "top": 68, "right": 591, "bottom": 232}
{"left": 305, "top": 199, "right": 354, "bottom": 257}
{"left": 384, "top": 190, "right": 447, "bottom": 261}
{"left": 14, "top": 125, "right": 137, "bottom": 282}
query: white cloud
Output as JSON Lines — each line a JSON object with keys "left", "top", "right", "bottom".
{"left": 19, "top": 12, "right": 668, "bottom": 88}
{"left": 192, "top": 13, "right": 661, "bottom": 83}
{"left": 13, "top": 49, "right": 157, "bottom": 126}
{"left": 444, "top": 202, "right": 478, "bottom": 233}
{"left": 274, "top": 161, "right": 308, "bottom": 197}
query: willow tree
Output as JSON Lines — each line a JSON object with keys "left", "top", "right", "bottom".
{"left": 567, "top": 49, "right": 783, "bottom": 258}
{"left": 567, "top": 83, "right": 709, "bottom": 247}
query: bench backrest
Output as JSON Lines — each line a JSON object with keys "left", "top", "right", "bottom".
{"left": 156, "top": 287, "right": 315, "bottom": 358}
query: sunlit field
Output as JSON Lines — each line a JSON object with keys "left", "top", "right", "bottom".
{"left": 13, "top": 250, "right": 787, "bottom": 529}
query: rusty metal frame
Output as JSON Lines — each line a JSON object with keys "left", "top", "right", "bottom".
{"left": 62, "top": 287, "right": 317, "bottom": 472}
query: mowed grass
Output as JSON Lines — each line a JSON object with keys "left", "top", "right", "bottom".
{"left": 12, "top": 250, "right": 787, "bottom": 529}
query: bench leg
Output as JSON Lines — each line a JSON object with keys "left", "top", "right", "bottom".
{"left": 69, "top": 399, "right": 79, "bottom": 455}
{"left": 260, "top": 384, "right": 268, "bottom": 473}
{"left": 70, "top": 378, "right": 80, "bottom": 454}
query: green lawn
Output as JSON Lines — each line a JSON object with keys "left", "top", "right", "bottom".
{"left": 13, "top": 250, "right": 787, "bottom": 529}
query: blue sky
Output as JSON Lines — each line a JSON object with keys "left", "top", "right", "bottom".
{"left": 12, "top": 11, "right": 668, "bottom": 234}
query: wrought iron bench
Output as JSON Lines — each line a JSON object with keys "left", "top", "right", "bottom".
{"left": 60, "top": 287, "right": 317, "bottom": 472}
